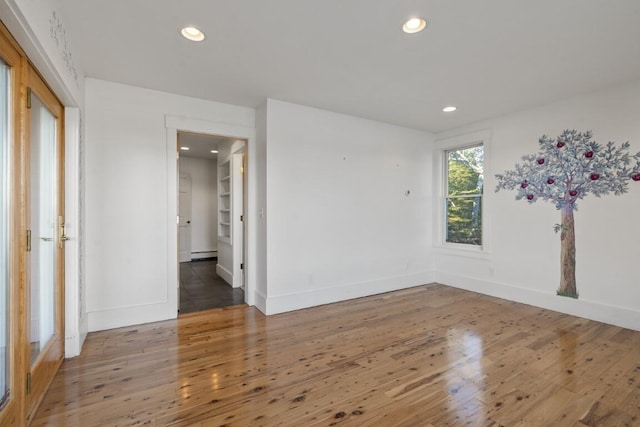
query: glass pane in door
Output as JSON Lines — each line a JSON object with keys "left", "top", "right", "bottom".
{"left": 29, "top": 94, "right": 57, "bottom": 364}
{"left": 0, "top": 58, "right": 10, "bottom": 407}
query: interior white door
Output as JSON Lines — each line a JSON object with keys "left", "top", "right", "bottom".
{"left": 178, "top": 174, "right": 191, "bottom": 263}
{"left": 231, "top": 152, "right": 244, "bottom": 288}
{"left": 241, "top": 152, "right": 247, "bottom": 290}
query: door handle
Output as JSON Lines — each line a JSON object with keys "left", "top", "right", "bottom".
{"left": 58, "top": 216, "right": 70, "bottom": 248}
{"left": 41, "top": 237, "right": 54, "bottom": 241}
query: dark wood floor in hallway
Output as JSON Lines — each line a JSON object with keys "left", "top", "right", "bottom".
{"left": 32, "top": 284, "right": 640, "bottom": 426}
{"left": 179, "top": 259, "right": 245, "bottom": 314}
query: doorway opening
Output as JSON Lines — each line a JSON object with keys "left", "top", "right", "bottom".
{"left": 177, "top": 131, "right": 247, "bottom": 314}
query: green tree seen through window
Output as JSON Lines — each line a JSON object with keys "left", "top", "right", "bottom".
{"left": 446, "top": 145, "right": 484, "bottom": 245}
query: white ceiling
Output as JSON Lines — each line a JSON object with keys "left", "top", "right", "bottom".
{"left": 59, "top": 0, "right": 640, "bottom": 133}
{"left": 178, "top": 131, "right": 235, "bottom": 159}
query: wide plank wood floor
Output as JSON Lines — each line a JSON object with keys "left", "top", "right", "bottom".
{"left": 33, "top": 284, "right": 640, "bottom": 426}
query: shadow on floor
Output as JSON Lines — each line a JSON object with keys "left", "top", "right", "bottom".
{"left": 179, "top": 258, "right": 245, "bottom": 314}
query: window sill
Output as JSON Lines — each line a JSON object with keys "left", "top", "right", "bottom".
{"left": 434, "top": 244, "right": 490, "bottom": 259}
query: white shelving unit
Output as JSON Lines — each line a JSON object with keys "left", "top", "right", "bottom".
{"left": 216, "top": 147, "right": 247, "bottom": 289}
{"left": 218, "top": 160, "right": 231, "bottom": 242}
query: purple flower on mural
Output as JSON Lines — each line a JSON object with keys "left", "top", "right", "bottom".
{"left": 495, "top": 130, "right": 640, "bottom": 298}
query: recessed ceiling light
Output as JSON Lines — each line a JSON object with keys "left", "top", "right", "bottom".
{"left": 402, "top": 17, "right": 427, "bottom": 34}
{"left": 180, "top": 146, "right": 190, "bottom": 150}
{"left": 181, "top": 26, "right": 205, "bottom": 42}
{"left": 443, "top": 106, "right": 457, "bottom": 112}
{"left": 210, "top": 150, "right": 218, "bottom": 154}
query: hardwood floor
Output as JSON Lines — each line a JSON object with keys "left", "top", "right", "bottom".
{"left": 32, "top": 284, "right": 640, "bottom": 426}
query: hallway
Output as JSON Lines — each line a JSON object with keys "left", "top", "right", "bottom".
{"left": 179, "top": 259, "right": 245, "bottom": 314}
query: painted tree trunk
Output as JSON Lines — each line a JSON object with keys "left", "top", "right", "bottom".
{"left": 559, "top": 206, "right": 577, "bottom": 298}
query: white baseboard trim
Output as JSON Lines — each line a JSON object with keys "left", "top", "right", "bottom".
{"left": 263, "top": 271, "right": 434, "bottom": 315}
{"left": 64, "top": 336, "right": 79, "bottom": 358}
{"left": 88, "top": 302, "right": 176, "bottom": 332}
{"left": 216, "top": 264, "right": 233, "bottom": 285}
{"left": 254, "top": 289, "right": 267, "bottom": 315}
{"left": 435, "top": 271, "right": 640, "bottom": 332}
{"left": 66, "top": 314, "right": 89, "bottom": 358}
{"left": 79, "top": 313, "right": 88, "bottom": 350}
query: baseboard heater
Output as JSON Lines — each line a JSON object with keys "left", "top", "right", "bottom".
{"left": 191, "top": 250, "right": 218, "bottom": 260}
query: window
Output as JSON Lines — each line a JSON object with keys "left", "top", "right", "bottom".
{"left": 445, "top": 144, "right": 484, "bottom": 246}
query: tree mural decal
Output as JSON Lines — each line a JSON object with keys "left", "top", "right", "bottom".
{"left": 495, "top": 130, "right": 640, "bottom": 298}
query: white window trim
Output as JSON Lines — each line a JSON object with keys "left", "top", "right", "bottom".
{"left": 434, "top": 129, "right": 492, "bottom": 255}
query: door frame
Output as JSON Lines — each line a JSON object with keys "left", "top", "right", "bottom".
{"left": 165, "top": 115, "right": 256, "bottom": 311}
{"left": 0, "top": 20, "right": 25, "bottom": 427}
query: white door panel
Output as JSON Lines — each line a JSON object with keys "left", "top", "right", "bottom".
{"left": 178, "top": 174, "right": 191, "bottom": 263}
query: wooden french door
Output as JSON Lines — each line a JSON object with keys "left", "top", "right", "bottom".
{"left": 24, "top": 63, "right": 65, "bottom": 423}
{"left": 0, "top": 21, "right": 23, "bottom": 427}
{"left": 0, "top": 22, "right": 65, "bottom": 426}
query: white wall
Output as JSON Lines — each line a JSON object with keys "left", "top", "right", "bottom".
{"left": 85, "top": 78, "right": 254, "bottom": 331}
{"left": 1, "top": 0, "right": 84, "bottom": 106}
{"left": 262, "top": 99, "right": 434, "bottom": 314}
{"left": 84, "top": 75, "right": 640, "bottom": 333}
{"left": 178, "top": 157, "right": 217, "bottom": 258}
{"left": 254, "top": 102, "right": 268, "bottom": 311}
{"left": 434, "top": 79, "right": 640, "bottom": 330}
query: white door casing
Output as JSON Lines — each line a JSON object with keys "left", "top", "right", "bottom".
{"left": 165, "top": 115, "right": 257, "bottom": 314}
